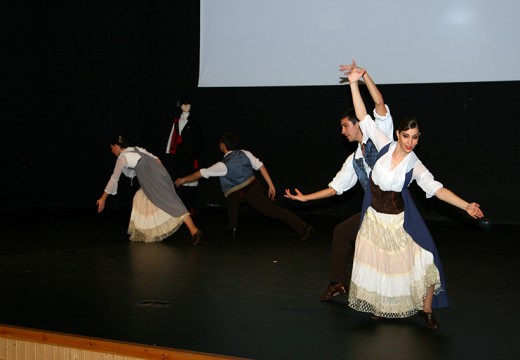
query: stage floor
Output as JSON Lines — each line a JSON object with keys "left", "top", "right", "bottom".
{"left": 1, "top": 207, "right": 518, "bottom": 360}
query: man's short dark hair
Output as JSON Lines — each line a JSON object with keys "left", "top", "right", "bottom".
{"left": 341, "top": 107, "right": 359, "bottom": 124}
{"left": 221, "top": 132, "right": 238, "bottom": 150}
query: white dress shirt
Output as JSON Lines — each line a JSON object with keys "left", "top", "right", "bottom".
{"left": 328, "top": 106, "right": 394, "bottom": 195}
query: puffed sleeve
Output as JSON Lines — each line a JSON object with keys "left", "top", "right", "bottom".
{"left": 413, "top": 161, "right": 443, "bottom": 198}
{"left": 359, "top": 115, "right": 392, "bottom": 151}
{"left": 242, "top": 150, "right": 264, "bottom": 170}
{"left": 328, "top": 154, "right": 358, "bottom": 195}
{"left": 104, "top": 156, "right": 127, "bottom": 195}
{"left": 373, "top": 105, "right": 394, "bottom": 141}
{"left": 200, "top": 162, "right": 228, "bottom": 178}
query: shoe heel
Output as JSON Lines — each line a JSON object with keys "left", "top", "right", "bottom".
{"left": 418, "top": 310, "right": 439, "bottom": 330}
{"left": 192, "top": 230, "right": 203, "bottom": 246}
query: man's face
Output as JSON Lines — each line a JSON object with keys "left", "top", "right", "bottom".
{"left": 218, "top": 140, "right": 226, "bottom": 153}
{"left": 340, "top": 117, "right": 361, "bottom": 143}
{"left": 181, "top": 103, "right": 191, "bottom": 113}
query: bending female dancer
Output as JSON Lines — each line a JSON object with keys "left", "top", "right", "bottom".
{"left": 344, "top": 64, "right": 484, "bottom": 330}
{"left": 96, "top": 135, "right": 203, "bottom": 245}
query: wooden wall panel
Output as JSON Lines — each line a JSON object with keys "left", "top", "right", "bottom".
{"left": 0, "top": 325, "right": 249, "bottom": 360}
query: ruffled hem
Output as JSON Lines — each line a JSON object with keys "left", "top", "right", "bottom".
{"left": 127, "top": 189, "right": 188, "bottom": 243}
{"left": 349, "top": 207, "right": 442, "bottom": 318}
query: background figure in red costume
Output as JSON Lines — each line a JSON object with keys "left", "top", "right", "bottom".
{"left": 163, "top": 97, "right": 203, "bottom": 215}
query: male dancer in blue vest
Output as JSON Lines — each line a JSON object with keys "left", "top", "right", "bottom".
{"left": 175, "top": 133, "right": 315, "bottom": 240}
{"left": 285, "top": 61, "right": 394, "bottom": 300}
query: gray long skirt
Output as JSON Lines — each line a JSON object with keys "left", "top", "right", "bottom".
{"left": 128, "top": 155, "right": 189, "bottom": 242}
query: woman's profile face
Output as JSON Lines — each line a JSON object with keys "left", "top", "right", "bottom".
{"left": 111, "top": 144, "right": 122, "bottom": 157}
{"left": 396, "top": 128, "right": 420, "bottom": 154}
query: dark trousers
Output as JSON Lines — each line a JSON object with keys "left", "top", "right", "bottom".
{"left": 226, "top": 180, "right": 308, "bottom": 235}
{"left": 330, "top": 212, "right": 361, "bottom": 285}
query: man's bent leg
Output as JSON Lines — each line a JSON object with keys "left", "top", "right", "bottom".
{"left": 320, "top": 212, "right": 360, "bottom": 301}
{"left": 245, "top": 182, "right": 311, "bottom": 237}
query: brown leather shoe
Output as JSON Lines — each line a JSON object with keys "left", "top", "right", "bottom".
{"left": 192, "top": 230, "right": 203, "bottom": 246}
{"left": 418, "top": 310, "right": 439, "bottom": 330}
{"left": 319, "top": 282, "right": 347, "bottom": 301}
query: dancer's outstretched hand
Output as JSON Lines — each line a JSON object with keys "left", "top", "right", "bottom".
{"left": 284, "top": 188, "right": 306, "bottom": 202}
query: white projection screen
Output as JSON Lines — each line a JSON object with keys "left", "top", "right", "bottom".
{"left": 199, "top": 0, "right": 520, "bottom": 87}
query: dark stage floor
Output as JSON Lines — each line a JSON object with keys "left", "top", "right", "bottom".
{"left": 1, "top": 207, "right": 519, "bottom": 360}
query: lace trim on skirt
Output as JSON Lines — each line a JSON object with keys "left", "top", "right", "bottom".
{"left": 128, "top": 189, "right": 189, "bottom": 243}
{"left": 348, "top": 207, "right": 441, "bottom": 318}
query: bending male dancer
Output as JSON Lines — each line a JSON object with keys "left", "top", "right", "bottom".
{"left": 285, "top": 61, "right": 393, "bottom": 300}
{"left": 176, "top": 132, "right": 314, "bottom": 240}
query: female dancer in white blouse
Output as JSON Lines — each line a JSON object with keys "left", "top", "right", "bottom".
{"left": 96, "top": 135, "right": 203, "bottom": 245}
{"left": 344, "top": 64, "right": 484, "bottom": 330}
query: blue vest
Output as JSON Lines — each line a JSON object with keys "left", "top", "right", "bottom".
{"left": 359, "top": 143, "right": 450, "bottom": 309}
{"left": 219, "top": 150, "right": 255, "bottom": 197}
{"left": 352, "top": 139, "right": 378, "bottom": 191}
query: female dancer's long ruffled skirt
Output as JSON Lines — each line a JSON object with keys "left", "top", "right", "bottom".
{"left": 348, "top": 207, "right": 441, "bottom": 318}
{"left": 128, "top": 189, "right": 188, "bottom": 243}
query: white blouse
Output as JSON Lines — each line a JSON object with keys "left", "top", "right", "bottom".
{"left": 104, "top": 147, "right": 157, "bottom": 195}
{"left": 360, "top": 118, "right": 443, "bottom": 198}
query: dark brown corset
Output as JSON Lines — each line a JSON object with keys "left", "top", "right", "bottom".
{"left": 369, "top": 178, "right": 404, "bottom": 214}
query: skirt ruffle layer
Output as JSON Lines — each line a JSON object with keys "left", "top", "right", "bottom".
{"left": 349, "top": 207, "right": 441, "bottom": 318}
{"left": 128, "top": 189, "right": 188, "bottom": 243}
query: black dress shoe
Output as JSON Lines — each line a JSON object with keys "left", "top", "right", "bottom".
{"left": 192, "top": 230, "right": 203, "bottom": 246}
{"left": 319, "top": 282, "right": 347, "bottom": 301}
{"left": 418, "top": 310, "right": 439, "bottom": 330}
